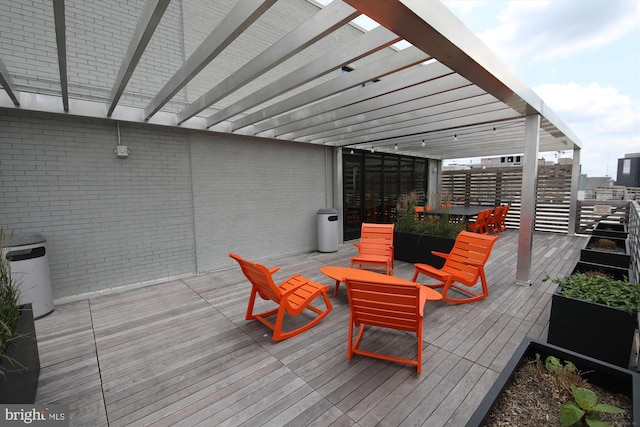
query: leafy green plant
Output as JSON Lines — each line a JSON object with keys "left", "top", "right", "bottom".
{"left": 0, "top": 229, "right": 21, "bottom": 355}
{"left": 560, "top": 385, "right": 623, "bottom": 426}
{"left": 394, "top": 191, "right": 465, "bottom": 238}
{"left": 544, "top": 272, "right": 639, "bottom": 314}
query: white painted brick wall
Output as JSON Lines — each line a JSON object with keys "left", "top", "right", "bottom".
{"left": 1, "top": 110, "right": 335, "bottom": 298}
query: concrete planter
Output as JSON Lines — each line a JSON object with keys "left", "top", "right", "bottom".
{"left": 547, "top": 286, "right": 637, "bottom": 368}
{"left": 0, "top": 304, "right": 40, "bottom": 404}
{"left": 393, "top": 231, "right": 455, "bottom": 268}
{"left": 580, "top": 236, "right": 630, "bottom": 269}
{"left": 466, "top": 338, "right": 640, "bottom": 426}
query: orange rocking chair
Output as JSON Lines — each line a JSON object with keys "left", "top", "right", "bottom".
{"left": 229, "top": 253, "right": 332, "bottom": 341}
{"left": 350, "top": 223, "right": 395, "bottom": 275}
{"left": 411, "top": 231, "right": 499, "bottom": 304}
{"left": 344, "top": 278, "right": 428, "bottom": 373}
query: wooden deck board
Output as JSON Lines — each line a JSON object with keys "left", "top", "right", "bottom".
{"left": 34, "top": 230, "right": 586, "bottom": 426}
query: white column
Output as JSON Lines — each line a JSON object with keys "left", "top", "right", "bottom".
{"left": 516, "top": 114, "right": 541, "bottom": 285}
{"left": 567, "top": 148, "right": 581, "bottom": 236}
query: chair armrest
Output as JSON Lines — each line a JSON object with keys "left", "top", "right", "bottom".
{"left": 269, "top": 266, "right": 281, "bottom": 274}
{"left": 417, "top": 287, "right": 428, "bottom": 317}
{"left": 431, "top": 251, "right": 449, "bottom": 259}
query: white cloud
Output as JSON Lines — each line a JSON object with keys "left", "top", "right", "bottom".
{"left": 534, "top": 82, "right": 640, "bottom": 176}
{"left": 479, "top": 0, "right": 640, "bottom": 64}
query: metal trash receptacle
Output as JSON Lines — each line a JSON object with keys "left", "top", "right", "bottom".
{"left": 3, "top": 233, "right": 54, "bottom": 319}
{"left": 317, "top": 208, "right": 339, "bottom": 252}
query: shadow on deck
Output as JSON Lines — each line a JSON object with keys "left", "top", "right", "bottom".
{"left": 34, "top": 230, "right": 587, "bottom": 426}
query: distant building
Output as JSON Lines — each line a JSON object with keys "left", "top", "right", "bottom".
{"left": 616, "top": 153, "right": 640, "bottom": 187}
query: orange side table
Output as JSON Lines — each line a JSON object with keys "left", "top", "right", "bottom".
{"left": 320, "top": 265, "right": 443, "bottom": 300}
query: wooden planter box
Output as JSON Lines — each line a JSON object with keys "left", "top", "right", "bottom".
{"left": 0, "top": 304, "right": 40, "bottom": 404}
{"left": 580, "top": 236, "right": 630, "bottom": 269}
{"left": 593, "top": 221, "right": 628, "bottom": 239}
{"left": 547, "top": 286, "right": 637, "bottom": 368}
{"left": 466, "top": 338, "right": 640, "bottom": 426}
{"left": 393, "top": 231, "right": 455, "bottom": 268}
{"left": 572, "top": 260, "right": 631, "bottom": 281}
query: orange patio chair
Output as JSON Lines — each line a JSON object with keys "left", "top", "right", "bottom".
{"left": 467, "top": 208, "right": 492, "bottom": 234}
{"left": 497, "top": 204, "right": 510, "bottom": 232}
{"left": 344, "top": 277, "right": 428, "bottom": 373}
{"left": 350, "top": 223, "right": 395, "bottom": 275}
{"left": 487, "top": 205, "right": 504, "bottom": 234}
{"left": 411, "top": 231, "right": 499, "bottom": 304}
{"left": 229, "top": 253, "right": 332, "bottom": 341}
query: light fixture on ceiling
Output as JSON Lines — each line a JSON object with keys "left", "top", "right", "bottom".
{"left": 421, "top": 140, "right": 425, "bottom": 147}
{"left": 371, "top": 146, "right": 375, "bottom": 153}
{"left": 394, "top": 144, "right": 398, "bottom": 151}
{"left": 454, "top": 134, "right": 458, "bottom": 141}
{"left": 493, "top": 126, "right": 497, "bottom": 134}
{"left": 350, "top": 149, "right": 354, "bottom": 155}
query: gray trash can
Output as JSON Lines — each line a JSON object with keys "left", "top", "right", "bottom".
{"left": 317, "top": 208, "right": 339, "bottom": 252}
{"left": 3, "top": 233, "right": 54, "bottom": 319}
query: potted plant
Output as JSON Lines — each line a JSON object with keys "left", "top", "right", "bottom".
{"left": 572, "top": 260, "right": 631, "bottom": 281}
{"left": 466, "top": 338, "right": 639, "bottom": 426}
{"left": 546, "top": 271, "right": 639, "bottom": 369}
{"left": 593, "top": 221, "right": 628, "bottom": 239}
{"left": 580, "top": 236, "right": 630, "bottom": 269}
{"left": 393, "top": 192, "right": 465, "bottom": 267}
{"left": 0, "top": 229, "right": 40, "bottom": 404}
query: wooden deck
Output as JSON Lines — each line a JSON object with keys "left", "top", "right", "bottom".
{"left": 34, "top": 230, "right": 587, "bottom": 426}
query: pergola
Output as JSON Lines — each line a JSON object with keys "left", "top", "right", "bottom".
{"left": 0, "top": 0, "right": 582, "bottom": 284}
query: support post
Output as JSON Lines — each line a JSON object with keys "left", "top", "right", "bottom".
{"left": 567, "top": 148, "right": 581, "bottom": 236}
{"left": 516, "top": 114, "right": 541, "bottom": 285}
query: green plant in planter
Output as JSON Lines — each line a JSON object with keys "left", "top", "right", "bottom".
{"left": 544, "top": 272, "right": 639, "bottom": 314}
{"left": 0, "top": 229, "right": 21, "bottom": 357}
{"left": 394, "top": 191, "right": 465, "bottom": 238}
{"left": 560, "top": 385, "right": 623, "bottom": 427}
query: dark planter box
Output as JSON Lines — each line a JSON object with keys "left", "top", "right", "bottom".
{"left": 547, "top": 286, "right": 636, "bottom": 368}
{"left": 393, "top": 231, "right": 455, "bottom": 268}
{"left": 580, "top": 236, "right": 630, "bottom": 269}
{"left": 593, "top": 221, "right": 628, "bottom": 239}
{"left": 466, "top": 338, "right": 640, "bottom": 427}
{"left": 0, "top": 304, "right": 40, "bottom": 404}
{"left": 572, "top": 260, "right": 631, "bottom": 281}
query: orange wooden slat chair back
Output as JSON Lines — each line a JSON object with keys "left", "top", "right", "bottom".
{"left": 229, "top": 253, "right": 332, "bottom": 341}
{"left": 487, "top": 205, "right": 506, "bottom": 234}
{"left": 350, "top": 223, "right": 395, "bottom": 275}
{"left": 344, "top": 278, "right": 428, "bottom": 373}
{"left": 411, "top": 231, "right": 499, "bottom": 304}
{"left": 497, "top": 204, "right": 510, "bottom": 232}
{"left": 467, "top": 208, "right": 492, "bottom": 234}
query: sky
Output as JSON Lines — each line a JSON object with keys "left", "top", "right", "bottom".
{"left": 440, "top": 0, "right": 640, "bottom": 178}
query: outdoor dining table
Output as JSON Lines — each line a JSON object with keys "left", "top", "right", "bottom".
{"left": 320, "top": 265, "right": 444, "bottom": 299}
{"left": 421, "top": 205, "right": 495, "bottom": 224}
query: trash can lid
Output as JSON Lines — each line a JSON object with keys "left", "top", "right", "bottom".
{"left": 7, "top": 233, "right": 46, "bottom": 247}
{"left": 317, "top": 208, "right": 338, "bottom": 214}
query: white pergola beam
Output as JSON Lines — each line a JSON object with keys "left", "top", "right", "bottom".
{"left": 177, "top": 0, "right": 361, "bottom": 124}
{"left": 52, "top": 0, "right": 68, "bottom": 112}
{"left": 144, "top": 0, "right": 278, "bottom": 120}
{"left": 205, "top": 25, "right": 401, "bottom": 127}
{"left": 108, "top": 0, "right": 171, "bottom": 116}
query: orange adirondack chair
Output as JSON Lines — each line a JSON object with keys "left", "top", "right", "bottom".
{"left": 344, "top": 278, "right": 428, "bottom": 373}
{"left": 229, "top": 253, "right": 332, "bottom": 341}
{"left": 497, "top": 204, "right": 510, "bottom": 232}
{"left": 487, "top": 205, "right": 504, "bottom": 234}
{"left": 467, "top": 208, "right": 492, "bottom": 234}
{"left": 411, "top": 231, "right": 499, "bottom": 304}
{"left": 350, "top": 223, "right": 395, "bottom": 275}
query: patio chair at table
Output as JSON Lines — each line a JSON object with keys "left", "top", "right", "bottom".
{"left": 344, "top": 277, "right": 429, "bottom": 373}
{"left": 229, "top": 253, "right": 332, "bottom": 341}
{"left": 467, "top": 208, "right": 492, "bottom": 234}
{"left": 487, "top": 205, "right": 505, "bottom": 234}
{"left": 350, "top": 223, "right": 395, "bottom": 275}
{"left": 411, "top": 231, "right": 499, "bottom": 304}
{"left": 497, "top": 204, "right": 510, "bottom": 232}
